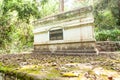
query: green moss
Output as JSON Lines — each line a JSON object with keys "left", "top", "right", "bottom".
{"left": 0, "top": 64, "right": 42, "bottom": 80}
{"left": 18, "top": 65, "right": 43, "bottom": 74}
{"left": 46, "top": 68, "right": 61, "bottom": 79}
{"left": 0, "top": 54, "right": 119, "bottom": 80}
{"left": 0, "top": 65, "right": 13, "bottom": 73}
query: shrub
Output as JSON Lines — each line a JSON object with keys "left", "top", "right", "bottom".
{"left": 95, "top": 29, "right": 120, "bottom": 41}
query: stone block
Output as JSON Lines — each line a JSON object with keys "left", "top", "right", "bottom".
{"left": 96, "top": 41, "right": 120, "bottom": 52}
{"left": 34, "top": 42, "right": 96, "bottom": 54}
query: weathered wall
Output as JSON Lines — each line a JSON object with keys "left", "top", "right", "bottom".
{"left": 96, "top": 41, "right": 120, "bottom": 51}
{"left": 33, "top": 6, "right": 95, "bottom": 44}
{"left": 64, "top": 25, "right": 94, "bottom": 41}
{"left": 33, "top": 6, "right": 96, "bottom": 54}
{"left": 34, "top": 32, "right": 48, "bottom": 43}
{"left": 34, "top": 41, "right": 96, "bottom": 55}
{"left": 36, "top": 26, "right": 93, "bottom": 43}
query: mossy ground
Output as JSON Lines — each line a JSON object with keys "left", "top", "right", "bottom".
{"left": 0, "top": 53, "right": 120, "bottom": 80}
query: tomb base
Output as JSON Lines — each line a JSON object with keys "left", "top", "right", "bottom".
{"left": 33, "top": 41, "right": 97, "bottom": 55}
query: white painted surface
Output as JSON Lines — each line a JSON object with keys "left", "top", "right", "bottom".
{"left": 80, "top": 26, "right": 93, "bottom": 40}
{"left": 34, "top": 32, "right": 48, "bottom": 43}
{"left": 34, "top": 25, "right": 94, "bottom": 44}
{"left": 64, "top": 27, "right": 81, "bottom": 41}
{"left": 33, "top": 12, "right": 95, "bottom": 44}
{"left": 64, "top": 25, "right": 94, "bottom": 41}
{"left": 33, "top": 16, "right": 94, "bottom": 34}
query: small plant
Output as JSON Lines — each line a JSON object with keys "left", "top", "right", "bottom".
{"left": 95, "top": 29, "right": 120, "bottom": 41}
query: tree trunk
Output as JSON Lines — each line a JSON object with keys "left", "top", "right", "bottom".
{"left": 59, "top": 0, "right": 64, "bottom": 12}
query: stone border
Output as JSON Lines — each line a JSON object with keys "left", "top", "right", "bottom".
{"left": 96, "top": 41, "right": 120, "bottom": 52}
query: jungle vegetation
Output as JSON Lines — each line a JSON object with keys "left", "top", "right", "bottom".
{"left": 0, "top": 0, "right": 120, "bottom": 53}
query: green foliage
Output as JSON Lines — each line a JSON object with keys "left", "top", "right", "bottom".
{"left": 94, "top": 10, "right": 116, "bottom": 30}
{"left": 95, "top": 29, "right": 120, "bottom": 41}
{"left": 94, "top": 0, "right": 120, "bottom": 41}
{"left": 10, "top": 23, "right": 34, "bottom": 53}
{"left": 0, "top": 0, "right": 119, "bottom": 53}
{"left": 2, "top": 0, "right": 39, "bottom": 23}
{"left": 94, "top": 0, "right": 120, "bottom": 30}
{"left": 40, "top": 0, "right": 59, "bottom": 17}
{"left": 0, "top": 0, "right": 41, "bottom": 53}
{"left": 0, "top": 0, "right": 58, "bottom": 53}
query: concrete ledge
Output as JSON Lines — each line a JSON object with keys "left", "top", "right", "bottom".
{"left": 33, "top": 51, "right": 97, "bottom": 56}
{"left": 34, "top": 40, "right": 95, "bottom": 45}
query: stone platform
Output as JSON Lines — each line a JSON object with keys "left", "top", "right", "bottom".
{"left": 34, "top": 41, "right": 97, "bottom": 55}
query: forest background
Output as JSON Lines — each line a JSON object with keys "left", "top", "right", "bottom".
{"left": 0, "top": 0, "right": 120, "bottom": 53}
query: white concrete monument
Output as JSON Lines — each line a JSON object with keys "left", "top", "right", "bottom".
{"left": 33, "top": 6, "right": 96, "bottom": 55}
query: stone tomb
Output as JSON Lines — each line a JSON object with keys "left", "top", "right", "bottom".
{"left": 33, "top": 6, "right": 96, "bottom": 55}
